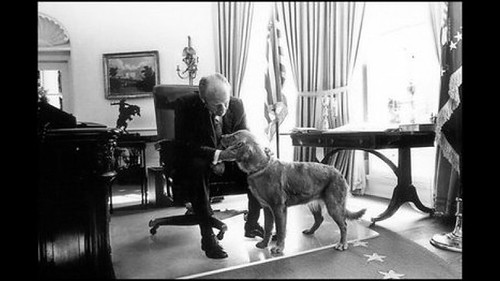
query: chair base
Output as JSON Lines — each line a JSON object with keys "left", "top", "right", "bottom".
{"left": 148, "top": 209, "right": 248, "bottom": 237}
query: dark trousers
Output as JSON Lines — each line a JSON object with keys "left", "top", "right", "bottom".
{"left": 178, "top": 157, "right": 261, "bottom": 239}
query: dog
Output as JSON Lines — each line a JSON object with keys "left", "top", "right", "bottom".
{"left": 221, "top": 129, "right": 366, "bottom": 254}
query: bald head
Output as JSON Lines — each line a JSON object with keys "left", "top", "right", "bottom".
{"left": 199, "top": 73, "right": 231, "bottom": 116}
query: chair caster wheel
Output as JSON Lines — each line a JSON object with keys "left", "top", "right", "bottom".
{"left": 150, "top": 228, "right": 157, "bottom": 235}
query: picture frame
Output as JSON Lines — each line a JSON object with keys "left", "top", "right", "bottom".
{"left": 103, "top": 51, "right": 160, "bottom": 99}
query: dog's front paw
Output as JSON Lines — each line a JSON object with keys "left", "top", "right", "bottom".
{"left": 256, "top": 241, "right": 268, "bottom": 249}
{"left": 333, "top": 242, "right": 348, "bottom": 251}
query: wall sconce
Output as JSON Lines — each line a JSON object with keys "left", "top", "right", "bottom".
{"left": 176, "top": 36, "right": 199, "bottom": 86}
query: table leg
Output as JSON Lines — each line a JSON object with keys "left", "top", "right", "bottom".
{"left": 371, "top": 147, "right": 434, "bottom": 224}
{"left": 370, "top": 183, "right": 433, "bottom": 223}
{"left": 407, "top": 184, "right": 435, "bottom": 214}
{"left": 141, "top": 145, "right": 147, "bottom": 207}
{"left": 370, "top": 183, "right": 407, "bottom": 223}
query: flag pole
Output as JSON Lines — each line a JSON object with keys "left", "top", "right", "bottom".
{"left": 275, "top": 109, "right": 280, "bottom": 158}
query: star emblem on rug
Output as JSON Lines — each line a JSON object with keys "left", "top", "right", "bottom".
{"left": 364, "top": 253, "right": 386, "bottom": 262}
{"left": 350, "top": 240, "right": 368, "bottom": 247}
{"left": 378, "top": 269, "right": 405, "bottom": 279}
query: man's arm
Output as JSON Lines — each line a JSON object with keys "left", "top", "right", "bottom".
{"left": 175, "top": 96, "right": 217, "bottom": 160}
{"left": 213, "top": 97, "right": 248, "bottom": 164}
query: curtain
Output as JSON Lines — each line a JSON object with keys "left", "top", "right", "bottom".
{"left": 323, "top": 2, "right": 366, "bottom": 194}
{"left": 431, "top": 2, "right": 462, "bottom": 216}
{"left": 278, "top": 1, "right": 321, "bottom": 163}
{"left": 278, "top": 2, "right": 321, "bottom": 132}
{"left": 277, "top": 2, "right": 366, "bottom": 190}
{"left": 216, "top": 2, "right": 254, "bottom": 98}
{"left": 429, "top": 2, "right": 448, "bottom": 66}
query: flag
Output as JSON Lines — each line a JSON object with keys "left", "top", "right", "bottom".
{"left": 264, "top": 9, "right": 288, "bottom": 142}
{"left": 435, "top": 2, "right": 462, "bottom": 174}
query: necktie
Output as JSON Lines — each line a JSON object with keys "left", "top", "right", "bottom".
{"left": 212, "top": 115, "right": 222, "bottom": 145}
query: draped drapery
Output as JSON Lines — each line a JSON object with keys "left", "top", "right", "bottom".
{"left": 429, "top": 2, "right": 447, "bottom": 66}
{"left": 277, "top": 2, "right": 366, "bottom": 191}
{"left": 430, "top": 2, "right": 462, "bottom": 216}
{"left": 323, "top": 2, "right": 366, "bottom": 194}
{"left": 216, "top": 2, "right": 254, "bottom": 98}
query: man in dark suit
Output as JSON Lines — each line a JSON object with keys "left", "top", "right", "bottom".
{"left": 174, "top": 73, "right": 263, "bottom": 259}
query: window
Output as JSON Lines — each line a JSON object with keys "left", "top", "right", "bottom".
{"left": 361, "top": 3, "right": 440, "bottom": 125}
{"left": 38, "top": 69, "right": 63, "bottom": 109}
{"left": 38, "top": 12, "right": 72, "bottom": 112}
{"left": 240, "top": 3, "right": 439, "bottom": 204}
{"left": 239, "top": 2, "right": 297, "bottom": 161}
{"left": 351, "top": 2, "right": 440, "bottom": 205}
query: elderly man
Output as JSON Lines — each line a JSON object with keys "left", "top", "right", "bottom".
{"left": 174, "top": 73, "right": 263, "bottom": 259}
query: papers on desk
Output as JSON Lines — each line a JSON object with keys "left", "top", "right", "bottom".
{"left": 326, "top": 122, "right": 399, "bottom": 132}
{"left": 291, "top": 123, "right": 396, "bottom": 134}
{"left": 291, "top": 122, "right": 435, "bottom": 134}
{"left": 291, "top": 127, "right": 324, "bottom": 134}
{"left": 399, "top": 123, "right": 435, "bottom": 132}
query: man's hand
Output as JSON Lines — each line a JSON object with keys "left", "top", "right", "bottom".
{"left": 211, "top": 162, "right": 225, "bottom": 175}
{"left": 218, "top": 145, "right": 239, "bottom": 161}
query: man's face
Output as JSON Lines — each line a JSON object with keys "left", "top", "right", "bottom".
{"left": 204, "top": 83, "right": 230, "bottom": 117}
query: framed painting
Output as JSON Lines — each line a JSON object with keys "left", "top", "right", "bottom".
{"left": 103, "top": 51, "right": 160, "bottom": 99}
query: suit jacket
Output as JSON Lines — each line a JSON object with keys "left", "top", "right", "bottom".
{"left": 174, "top": 92, "right": 248, "bottom": 171}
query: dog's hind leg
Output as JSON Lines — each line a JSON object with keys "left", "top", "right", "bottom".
{"left": 324, "top": 198, "right": 348, "bottom": 251}
{"left": 328, "top": 207, "right": 348, "bottom": 251}
{"left": 303, "top": 201, "right": 324, "bottom": 235}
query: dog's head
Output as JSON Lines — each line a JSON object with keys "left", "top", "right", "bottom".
{"left": 221, "top": 129, "right": 256, "bottom": 148}
{"left": 220, "top": 129, "right": 269, "bottom": 174}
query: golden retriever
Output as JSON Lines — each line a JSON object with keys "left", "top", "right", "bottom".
{"left": 221, "top": 129, "right": 366, "bottom": 254}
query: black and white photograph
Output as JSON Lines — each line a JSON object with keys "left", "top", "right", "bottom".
{"left": 37, "top": 2, "right": 462, "bottom": 279}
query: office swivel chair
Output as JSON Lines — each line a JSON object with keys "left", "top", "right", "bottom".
{"left": 148, "top": 84, "right": 248, "bottom": 237}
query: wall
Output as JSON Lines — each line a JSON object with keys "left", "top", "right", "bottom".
{"left": 38, "top": 2, "right": 218, "bottom": 133}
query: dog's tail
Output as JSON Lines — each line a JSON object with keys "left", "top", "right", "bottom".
{"left": 346, "top": 208, "right": 367, "bottom": 220}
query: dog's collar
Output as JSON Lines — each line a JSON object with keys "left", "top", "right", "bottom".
{"left": 247, "top": 153, "right": 272, "bottom": 177}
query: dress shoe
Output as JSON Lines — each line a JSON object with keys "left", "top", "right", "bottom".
{"left": 244, "top": 223, "right": 264, "bottom": 238}
{"left": 201, "top": 235, "right": 228, "bottom": 259}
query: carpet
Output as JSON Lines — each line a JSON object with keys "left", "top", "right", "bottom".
{"left": 198, "top": 224, "right": 462, "bottom": 279}
{"left": 110, "top": 196, "right": 379, "bottom": 279}
{"left": 110, "top": 194, "right": 460, "bottom": 279}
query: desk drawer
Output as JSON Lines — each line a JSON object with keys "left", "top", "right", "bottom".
{"left": 291, "top": 134, "right": 374, "bottom": 148}
{"left": 291, "top": 131, "right": 434, "bottom": 150}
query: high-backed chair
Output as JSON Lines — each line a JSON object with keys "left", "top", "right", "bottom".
{"left": 148, "top": 84, "right": 248, "bottom": 236}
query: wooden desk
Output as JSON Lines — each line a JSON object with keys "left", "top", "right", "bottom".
{"left": 38, "top": 128, "right": 119, "bottom": 278}
{"left": 290, "top": 128, "right": 435, "bottom": 224}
